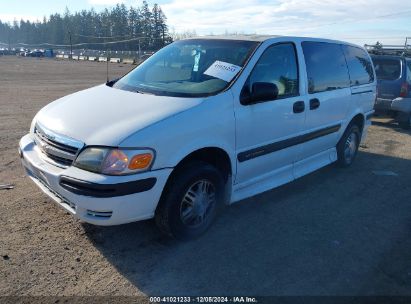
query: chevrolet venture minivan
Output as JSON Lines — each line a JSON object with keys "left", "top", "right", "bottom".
{"left": 19, "top": 36, "right": 376, "bottom": 239}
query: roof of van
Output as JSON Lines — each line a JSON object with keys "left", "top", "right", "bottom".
{"left": 186, "top": 35, "right": 281, "bottom": 42}
{"left": 183, "top": 35, "right": 363, "bottom": 47}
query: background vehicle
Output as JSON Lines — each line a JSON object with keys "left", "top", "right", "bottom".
{"left": 19, "top": 36, "right": 376, "bottom": 239}
{"left": 367, "top": 43, "right": 411, "bottom": 129}
{"left": 27, "top": 50, "right": 44, "bottom": 57}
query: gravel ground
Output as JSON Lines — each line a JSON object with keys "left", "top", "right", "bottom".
{"left": 0, "top": 56, "right": 410, "bottom": 297}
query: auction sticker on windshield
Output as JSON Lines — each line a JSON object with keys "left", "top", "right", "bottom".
{"left": 204, "top": 61, "right": 242, "bottom": 82}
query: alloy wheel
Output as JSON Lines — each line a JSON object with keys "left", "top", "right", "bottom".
{"left": 180, "top": 179, "right": 216, "bottom": 228}
{"left": 344, "top": 132, "right": 358, "bottom": 164}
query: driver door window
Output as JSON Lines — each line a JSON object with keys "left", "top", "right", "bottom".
{"left": 247, "top": 43, "right": 299, "bottom": 99}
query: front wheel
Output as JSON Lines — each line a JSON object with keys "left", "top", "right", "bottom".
{"left": 155, "top": 161, "right": 225, "bottom": 240}
{"left": 336, "top": 124, "right": 361, "bottom": 167}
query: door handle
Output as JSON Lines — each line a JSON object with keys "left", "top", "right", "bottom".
{"left": 309, "top": 98, "right": 320, "bottom": 110}
{"left": 293, "top": 101, "right": 305, "bottom": 113}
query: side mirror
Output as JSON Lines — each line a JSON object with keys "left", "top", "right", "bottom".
{"left": 240, "top": 82, "right": 279, "bottom": 105}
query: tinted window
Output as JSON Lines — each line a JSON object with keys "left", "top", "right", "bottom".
{"left": 343, "top": 45, "right": 374, "bottom": 85}
{"left": 302, "top": 42, "right": 350, "bottom": 94}
{"left": 372, "top": 58, "right": 401, "bottom": 80}
{"left": 247, "top": 43, "right": 299, "bottom": 98}
{"left": 406, "top": 61, "right": 411, "bottom": 82}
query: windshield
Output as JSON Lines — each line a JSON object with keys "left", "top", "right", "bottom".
{"left": 113, "top": 39, "right": 259, "bottom": 97}
{"left": 372, "top": 58, "right": 401, "bottom": 80}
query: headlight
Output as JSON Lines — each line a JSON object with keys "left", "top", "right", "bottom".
{"left": 73, "top": 147, "right": 154, "bottom": 175}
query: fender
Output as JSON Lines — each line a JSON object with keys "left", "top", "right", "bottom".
{"left": 338, "top": 109, "right": 366, "bottom": 142}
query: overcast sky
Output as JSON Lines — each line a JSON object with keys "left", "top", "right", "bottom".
{"left": 0, "top": 0, "right": 410, "bottom": 45}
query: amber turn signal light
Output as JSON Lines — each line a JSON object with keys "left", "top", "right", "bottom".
{"left": 128, "top": 153, "right": 153, "bottom": 170}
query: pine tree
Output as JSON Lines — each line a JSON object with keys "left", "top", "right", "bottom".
{"left": 0, "top": 3, "right": 172, "bottom": 52}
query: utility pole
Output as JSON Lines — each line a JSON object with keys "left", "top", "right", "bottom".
{"left": 162, "top": 25, "right": 165, "bottom": 46}
{"left": 106, "top": 48, "right": 109, "bottom": 83}
{"left": 138, "top": 39, "right": 141, "bottom": 60}
{"left": 69, "top": 31, "right": 72, "bottom": 59}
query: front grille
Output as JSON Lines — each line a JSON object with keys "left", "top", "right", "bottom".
{"left": 35, "top": 128, "right": 78, "bottom": 154}
{"left": 44, "top": 152, "right": 73, "bottom": 166}
{"left": 34, "top": 123, "right": 84, "bottom": 168}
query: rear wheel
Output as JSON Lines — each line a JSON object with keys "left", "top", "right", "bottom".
{"left": 337, "top": 124, "right": 361, "bottom": 167}
{"left": 155, "top": 161, "right": 224, "bottom": 240}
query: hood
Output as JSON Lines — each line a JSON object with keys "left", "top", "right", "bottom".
{"left": 35, "top": 84, "right": 203, "bottom": 146}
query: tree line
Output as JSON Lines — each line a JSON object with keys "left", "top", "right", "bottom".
{"left": 0, "top": 1, "right": 172, "bottom": 51}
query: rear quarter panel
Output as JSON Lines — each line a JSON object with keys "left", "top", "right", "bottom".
{"left": 350, "top": 50, "right": 377, "bottom": 116}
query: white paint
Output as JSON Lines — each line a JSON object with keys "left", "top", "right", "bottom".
{"left": 122, "top": 58, "right": 135, "bottom": 64}
{"left": 20, "top": 134, "right": 172, "bottom": 226}
{"left": 35, "top": 84, "right": 203, "bottom": 146}
{"left": 20, "top": 36, "right": 377, "bottom": 226}
{"left": 204, "top": 60, "right": 241, "bottom": 82}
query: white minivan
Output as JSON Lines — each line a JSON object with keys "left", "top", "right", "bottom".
{"left": 19, "top": 36, "right": 376, "bottom": 239}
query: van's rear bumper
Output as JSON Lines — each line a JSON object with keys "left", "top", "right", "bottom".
{"left": 19, "top": 134, "right": 172, "bottom": 226}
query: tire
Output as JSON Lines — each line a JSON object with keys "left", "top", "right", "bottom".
{"left": 336, "top": 124, "right": 361, "bottom": 168}
{"left": 398, "top": 113, "right": 411, "bottom": 130}
{"left": 155, "top": 161, "right": 225, "bottom": 240}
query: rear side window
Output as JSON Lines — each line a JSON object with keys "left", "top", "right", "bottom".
{"left": 372, "top": 58, "right": 401, "bottom": 80}
{"left": 407, "top": 61, "right": 411, "bottom": 82}
{"left": 342, "top": 45, "right": 374, "bottom": 86}
{"left": 302, "top": 42, "right": 350, "bottom": 94}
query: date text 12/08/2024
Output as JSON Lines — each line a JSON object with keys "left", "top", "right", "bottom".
{"left": 149, "top": 296, "right": 258, "bottom": 303}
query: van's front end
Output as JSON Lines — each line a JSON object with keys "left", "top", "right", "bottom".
{"left": 19, "top": 130, "right": 172, "bottom": 225}
{"left": 18, "top": 84, "right": 192, "bottom": 225}
{"left": 19, "top": 38, "right": 257, "bottom": 231}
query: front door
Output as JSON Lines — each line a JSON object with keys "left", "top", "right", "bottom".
{"left": 234, "top": 42, "right": 305, "bottom": 187}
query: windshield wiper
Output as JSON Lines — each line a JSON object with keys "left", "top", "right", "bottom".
{"left": 130, "top": 88, "right": 146, "bottom": 94}
{"left": 106, "top": 78, "right": 119, "bottom": 87}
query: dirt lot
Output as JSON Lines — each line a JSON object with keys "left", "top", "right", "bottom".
{"left": 1, "top": 56, "right": 411, "bottom": 297}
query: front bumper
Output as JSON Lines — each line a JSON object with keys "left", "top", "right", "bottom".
{"left": 19, "top": 134, "right": 172, "bottom": 226}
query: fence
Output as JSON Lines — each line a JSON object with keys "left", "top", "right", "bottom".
{"left": 0, "top": 36, "right": 166, "bottom": 63}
